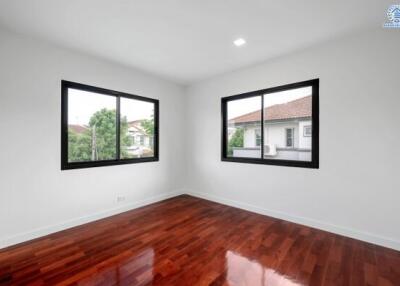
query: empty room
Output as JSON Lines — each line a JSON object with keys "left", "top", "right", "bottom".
{"left": 0, "top": 1, "right": 399, "bottom": 285}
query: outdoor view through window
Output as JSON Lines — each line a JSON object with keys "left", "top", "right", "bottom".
{"left": 227, "top": 96, "right": 262, "bottom": 158}
{"left": 226, "top": 86, "right": 313, "bottom": 162}
{"left": 120, "top": 97, "right": 155, "bottom": 159}
{"left": 67, "top": 87, "right": 155, "bottom": 165}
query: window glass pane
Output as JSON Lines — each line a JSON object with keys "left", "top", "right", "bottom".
{"left": 227, "top": 96, "right": 262, "bottom": 158}
{"left": 255, "top": 128, "right": 261, "bottom": 147}
{"left": 286, "top": 128, "right": 293, "bottom": 147}
{"left": 304, "top": 125, "right": 312, "bottom": 137}
{"left": 68, "top": 88, "right": 117, "bottom": 162}
{"left": 120, "top": 98, "right": 155, "bottom": 159}
{"left": 263, "top": 86, "right": 312, "bottom": 161}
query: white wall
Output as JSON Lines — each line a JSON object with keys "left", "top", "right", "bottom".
{"left": 1, "top": 27, "right": 400, "bottom": 251}
{"left": 185, "top": 29, "right": 400, "bottom": 250}
{"left": 244, "top": 127, "right": 257, "bottom": 148}
{"left": 0, "top": 28, "right": 186, "bottom": 248}
{"left": 265, "top": 122, "right": 298, "bottom": 148}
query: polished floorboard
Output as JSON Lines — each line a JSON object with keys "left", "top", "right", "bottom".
{"left": 1, "top": 195, "right": 400, "bottom": 286}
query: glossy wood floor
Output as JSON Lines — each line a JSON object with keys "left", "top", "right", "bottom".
{"left": 1, "top": 195, "right": 399, "bottom": 286}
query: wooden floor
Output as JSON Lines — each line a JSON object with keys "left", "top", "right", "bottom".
{"left": 1, "top": 195, "right": 399, "bottom": 286}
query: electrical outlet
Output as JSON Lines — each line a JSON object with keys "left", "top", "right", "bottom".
{"left": 116, "top": 196, "right": 126, "bottom": 203}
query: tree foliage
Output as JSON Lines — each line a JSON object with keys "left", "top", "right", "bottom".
{"left": 68, "top": 129, "right": 91, "bottom": 162}
{"left": 140, "top": 117, "right": 154, "bottom": 148}
{"left": 119, "top": 115, "right": 133, "bottom": 158}
{"left": 141, "top": 117, "right": 154, "bottom": 136}
{"left": 68, "top": 109, "right": 131, "bottom": 162}
{"left": 228, "top": 128, "right": 244, "bottom": 156}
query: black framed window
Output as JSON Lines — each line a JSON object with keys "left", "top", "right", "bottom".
{"left": 61, "top": 80, "right": 159, "bottom": 170}
{"left": 221, "top": 79, "right": 319, "bottom": 168}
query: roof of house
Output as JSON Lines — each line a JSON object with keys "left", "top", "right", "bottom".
{"left": 230, "top": 95, "right": 311, "bottom": 124}
{"left": 68, "top": 124, "right": 88, "bottom": 134}
{"left": 128, "top": 120, "right": 143, "bottom": 126}
{"left": 128, "top": 120, "right": 146, "bottom": 133}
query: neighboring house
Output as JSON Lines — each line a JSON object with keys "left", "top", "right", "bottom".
{"left": 127, "top": 120, "right": 153, "bottom": 156}
{"left": 68, "top": 124, "right": 88, "bottom": 134}
{"left": 229, "top": 96, "right": 312, "bottom": 161}
{"left": 68, "top": 120, "right": 153, "bottom": 157}
{"left": 393, "top": 8, "right": 400, "bottom": 21}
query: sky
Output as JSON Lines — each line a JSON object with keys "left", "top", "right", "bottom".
{"left": 227, "top": 86, "right": 312, "bottom": 119}
{"left": 68, "top": 89, "right": 154, "bottom": 125}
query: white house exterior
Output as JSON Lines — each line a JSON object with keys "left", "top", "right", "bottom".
{"left": 229, "top": 96, "right": 312, "bottom": 161}
{"left": 127, "top": 120, "right": 153, "bottom": 157}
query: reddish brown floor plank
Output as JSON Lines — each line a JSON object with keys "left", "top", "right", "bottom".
{"left": 0, "top": 195, "right": 399, "bottom": 286}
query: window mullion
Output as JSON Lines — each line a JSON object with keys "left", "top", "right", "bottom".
{"left": 116, "top": 96, "right": 121, "bottom": 160}
{"left": 260, "top": 94, "right": 264, "bottom": 160}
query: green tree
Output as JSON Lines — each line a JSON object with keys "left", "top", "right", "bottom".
{"left": 68, "top": 129, "right": 91, "bottom": 162}
{"left": 89, "top": 109, "right": 117, "bottom": 160}
{"left": 68, "top": 108, "right": 131, "bottom": 162}
{"left": 141, "top": 117, "right": 154, "bottom": 148}
{"left": 141, "top": 117, "right": 154, "bottom": 136}
{"left": 119, "top": 115, "right": 133, "bottom": 158}
{"left": 228, "top": 128, "right": 244, "bottom": 156}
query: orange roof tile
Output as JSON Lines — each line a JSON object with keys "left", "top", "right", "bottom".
{"left": 230, "top": 96, "right": 311, "bottom": 124}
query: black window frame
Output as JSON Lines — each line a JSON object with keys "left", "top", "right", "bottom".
{"left": 221, "top": 79, "right": 319, "bottom": 169}
{"left": 61, "top": 80, "right": 159, "bottom": 170}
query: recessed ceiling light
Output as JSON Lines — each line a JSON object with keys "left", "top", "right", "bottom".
{"left": 233, "top": 38, "right": 246, "bottom": 47}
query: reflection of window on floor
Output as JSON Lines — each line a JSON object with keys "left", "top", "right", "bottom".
{"left": 140, "top": 135, "right": 145, "bottom": 145}
{"left": 286, "top": 128, "right": 294, "bottom": 148}
{"left": 226, "top": 251, "right": 302, "bottom": 286}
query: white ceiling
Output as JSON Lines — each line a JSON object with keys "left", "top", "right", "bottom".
{"left": 0, "top": 0, "right": 390, "bottom": 85}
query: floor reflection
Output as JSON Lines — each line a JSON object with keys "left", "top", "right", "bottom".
{"left": 226, "top": 251, "right": 303, "bottom": 286}
{"left": 79, "top": 248, "right": 154, "bottom": 285}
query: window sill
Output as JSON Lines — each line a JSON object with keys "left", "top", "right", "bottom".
{"left": 61, "top": 157, "right": 159, "bottom": 170}
{"left": 221, "top": 156, "right": 318, "bottom": 169}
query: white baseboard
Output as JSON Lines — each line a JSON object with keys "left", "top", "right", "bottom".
{"left": 187, "top": 190, "right": 400, "bottom": 251}
{"left": 2, "top": 189, "right": 399, "bottom": 252}
{"left": 0, "top": 190, "right": 184, "bottom": 250}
